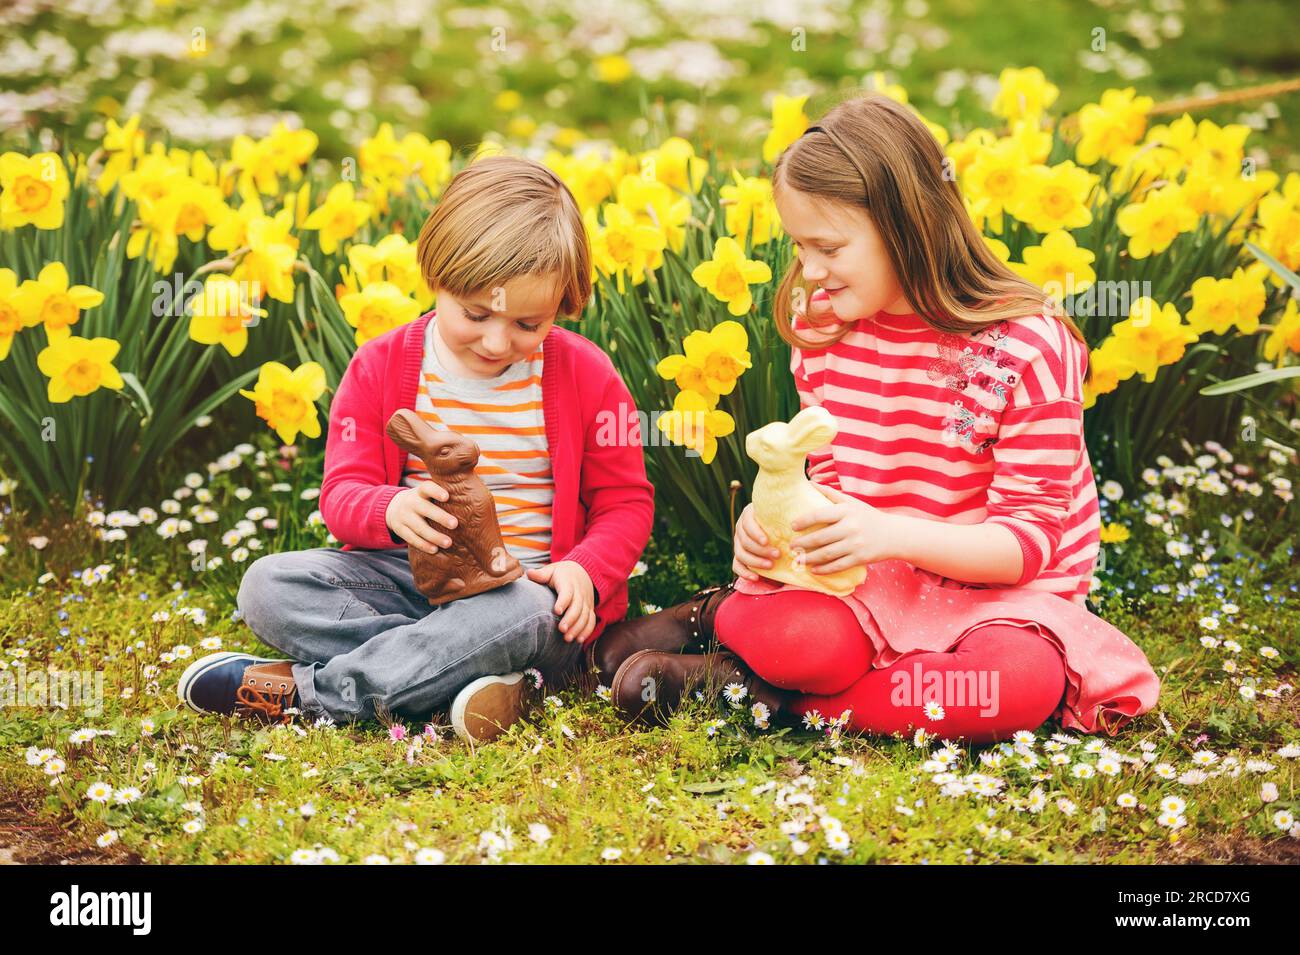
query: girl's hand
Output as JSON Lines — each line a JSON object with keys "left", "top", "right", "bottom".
{"left": 799, "top": 287, "right": 842, "bottom": 329}
{"left": 526, "top": 561, "right": 596, "bottom": 643}
{"left": 385, "top": 481, "right": 457, "bottom": 555}
{"left": 732, "top": 503, "right": 777, "bottom": 582}
{"left": 790, "top": 484, "right": 896, "bottom": 574}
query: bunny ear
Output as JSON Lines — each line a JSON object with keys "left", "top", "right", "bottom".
{"left": 787, "top": 406, "right": 838, "bottom": 449}
{"left": 385, "top": 409, "right": 432, "bottom": 451}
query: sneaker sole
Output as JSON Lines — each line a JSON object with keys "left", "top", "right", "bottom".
{"left": 177, "top": 651, "right": 279, "bottom": 714}
{"left": 450, "top": 673, "right": 527, "bottom": 744}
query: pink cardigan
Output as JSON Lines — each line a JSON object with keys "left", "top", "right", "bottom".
{"left": 319, "top": 310, "right": 655, "bottom": 644}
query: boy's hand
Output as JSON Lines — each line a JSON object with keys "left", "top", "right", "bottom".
{"left": 732, "top": 502, "right": 777, "bottom": 582}
{"left": 385, "top": 481, "right": 457, "bottom": 555}
{"left": 526, "top": 560, "right": 596, "bottom": 643}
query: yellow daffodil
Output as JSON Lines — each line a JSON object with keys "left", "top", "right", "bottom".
{"left": 1177, "top": 166, "right": 1222, "bottom": 217}
{"left": 547, "top": 150, "right": 620, "bottom": 213}
{"left": 207, "top": 199, "right": 260, "bottom": 252}
{"left": 188, "top": 275, "right": 267, "bottom": 357}
{"left": 229, "top": 134, "right": 283, "bottom": 199}
{"left": 0, "top": 268, "right": 38, "bottom": 361}
{"left": 401, "top": 133, "right": 453, "bottom": 199}
{"left": 615, "top": 174, "right": 691, "bottom": 253}
{"left": 303, "top": 182, "right": 372, "bottom": 255}
{"left": 656, "top": 320, "right": 753, "bottom": 402}
{"left": 265, "top": 122, "right": 319, "bottom": 181}
{"left": 1256, "top": 173, "right": 1300, "bottom": 276}
{"left": 1009, "top": 160, "right": 1098, "bottom": 233}
{"left": 1186, "top": 267, "right": 1266, "bottom": 337}
{"left": 1008, "top": 119, "right": 1052, "bottom": 165}
{"left": 918, "top": 113, "right": 950, "bottom": 149}
{"left": 0, "top": 152, "right": 70, "bottom": 230}
{"left": 991, "top": 67, "right": 1059, "bottom": 123}
{"left": 866, "top": 71, "right": 909, "bottom": 105}
{"left": 587, "top": 203, "right": 667, "bottom": 293}
{"left": 119, "top": 149, "right": 187, "bottom": 208}
{"left": 1075, "top": 88, "right": 1154, "bottom": 166}
{"left": 646, "top": 137, "right": 708, "bottom": 194}
{"left": 762, "top": 94, "right": 810, "bottom": 164}
{"left": 97, "top": 113, "right": 145, "bottom": 195}
{"left": 1010, "top": 230, "right": 1096, "bottom": 300}
{"left": 345, "top": 233, "right": 431, "bottom": 307}
{"left": 720, "top": 169, "right": 782, "bottom": 246}
{"left": 983, "top": 235, "right": 1012, "bottom": 263}
{"left": 657, "top": 389, "right": 735, "bottom": 464}
{"left": 1191, "top": 118, "right": 1251, "bottom": 181}
{"left": 692, "top": 236, "right": 772, "bottom": 316}
{"left": 1108, "top": 297, "right": 1198, "bottom": 382}
{"left": 359, "top": 123, "right": 414, "bottom": 186}
{"left": 962, "top": 139, "right": 1031, "bottom": 223}
{"left": 1116, "top": 183, "right": 1198, "bottom": 258}
{"left": 946, "top": 128, "right": 998, "bottom": 181}
{"left": 16, "top": 262, "right": 104, "bottom": 342}
{"left": 239, "top": 360, "right": 326, "bottom": 444}
{"left": 1263, "top": 298, "right": 1300, "bottom": 363}
{"left": 233, "top": 209, "right": 300, "bottom": 304}
{"left": 1082, "top": 338, "right": 1140, "bottom": 409}
{"left": 36, "top": 335, "right": 125, "bottom": 403}
{"left": 339, "top": 281, "right": 421, "bottom": 346}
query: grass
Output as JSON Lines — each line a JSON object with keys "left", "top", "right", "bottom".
{"left": 1, "top": 427, "right": 1297, "bottom": 864}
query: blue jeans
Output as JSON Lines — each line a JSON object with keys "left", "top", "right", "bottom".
{"left": 235, "top": 546, "right": 582, "bottom": 723}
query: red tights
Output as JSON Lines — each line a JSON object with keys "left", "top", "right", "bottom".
{"left": 714, "top": 589, "right": 1067, "bottom": 744}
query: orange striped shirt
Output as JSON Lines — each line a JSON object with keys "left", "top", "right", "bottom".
{"left": 401, "top": 319, "right": 554, "bottom": 566}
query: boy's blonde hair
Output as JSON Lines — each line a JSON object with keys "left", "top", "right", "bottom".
{"left": 416, "top": 154, "right": 592, "bottom": 319}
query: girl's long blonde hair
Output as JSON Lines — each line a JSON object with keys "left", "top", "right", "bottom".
{"left": 771, "top": 92, "right": 1090, "bottom": 383}
{"left": 416, "top": 154, "right": 592, "bottom": 319}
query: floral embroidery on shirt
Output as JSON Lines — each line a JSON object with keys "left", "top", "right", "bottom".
{"left": 927, "top": 332, "right": 978, "bottom": 392}
{"left": 965, "top": 320, "right": 1019, "bottom": 409}
{"left": 941, "top": 399, "right": 998, "bottom": 454}
{"left": 927, "top": 322, "right": 1018, "bottom": 409}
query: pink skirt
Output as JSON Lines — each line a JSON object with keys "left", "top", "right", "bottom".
{"left": 731, "top": 559, "right": 1161, "bottom": 736}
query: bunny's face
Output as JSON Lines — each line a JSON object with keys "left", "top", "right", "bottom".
{"left": 424, "top": 430, "right": 480, "bottom": 473}
{"left": 746, "top": 407, "right": 838, "bottom": 471}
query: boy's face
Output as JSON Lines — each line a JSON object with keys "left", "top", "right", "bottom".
{"left": 775, "top": 185, "right": 913, "bottom": 322}
{"left": 432, "top": 274, "right": 563, "bottom": 378}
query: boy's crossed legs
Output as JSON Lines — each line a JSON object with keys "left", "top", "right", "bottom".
{"left": 182, "top": 546, "right": 581, "bottom": 740}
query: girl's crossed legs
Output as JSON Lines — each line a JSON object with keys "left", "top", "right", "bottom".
{"left": 715, "top": 589, "right": 1067, "bottom": 744}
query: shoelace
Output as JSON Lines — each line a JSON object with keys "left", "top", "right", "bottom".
{"left": 234, "top": 682, "right": 295, "bottom": 724}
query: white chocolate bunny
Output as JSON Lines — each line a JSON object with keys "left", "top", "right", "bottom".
{"left": 745, "top": 406, "right": 867, "bottom": 596}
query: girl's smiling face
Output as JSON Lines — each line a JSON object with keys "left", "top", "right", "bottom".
{"left": 432, "top": 273, "right": 562, "bottom": 378}
{"left": 775, "top": 185, "right": 914, "bottom": 321}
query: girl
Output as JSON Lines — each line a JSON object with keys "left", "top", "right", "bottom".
{"left": 179, "top": 156, "right": 654, "bottom": 744}
{"left": 600, "top": 93, "right": 1159, "bottom": 743}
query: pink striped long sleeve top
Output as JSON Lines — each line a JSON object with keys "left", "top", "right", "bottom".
{"left": 790, "top": 305, "right": 1101, "bottom": 606}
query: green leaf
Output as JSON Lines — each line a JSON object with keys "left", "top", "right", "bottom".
{"left": 115, "top": 372, "right": 154, "bottom": 426}
{"left": 680, "top": 778, "right": 745, "bottom": 795}
{"left": 1198, "top": 366, "right": 1300, "bottom": 396}
{"left": 1246, "top": 240, "right": 1300, "bottom": 292}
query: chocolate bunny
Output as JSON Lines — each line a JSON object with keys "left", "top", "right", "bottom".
{"left": 385, "top": 409, "right": 525, "bottom": 606}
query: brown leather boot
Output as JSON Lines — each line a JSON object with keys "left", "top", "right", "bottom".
{"left": 587, "top": 581, "right": 737, "bottom": 687}
{"left": 610, "top": 648, "right": 789, "bottom": 726}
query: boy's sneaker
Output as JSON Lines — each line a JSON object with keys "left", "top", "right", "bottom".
{"left": 450, "top": 672, "right": 528, "bottom": 744}
{"left": 178, "top": 651, "right": 300, "bottom": 724}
